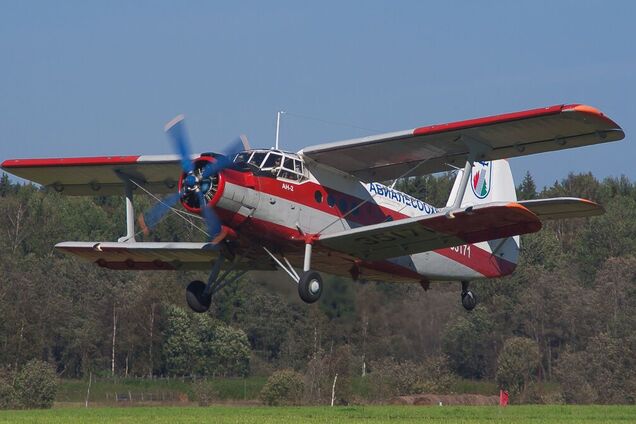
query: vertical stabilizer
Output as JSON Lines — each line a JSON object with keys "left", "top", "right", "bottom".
{"left": 446, "top": 160, "right": 517, "bottom": 207}
{"left": 446, "top": 160, "right": 521, "bottom": 269}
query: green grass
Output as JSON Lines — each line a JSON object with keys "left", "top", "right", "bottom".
{"left": 1, "top": 405, "right": 636, "bottom": 423}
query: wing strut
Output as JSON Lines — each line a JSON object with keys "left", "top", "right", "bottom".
{"left": 116, "top": 172, "right": 138, "bottom": 243}
{"left": 449, "top": 135, "right": 493, "bottom": 211}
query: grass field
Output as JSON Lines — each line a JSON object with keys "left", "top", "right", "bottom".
{"left": 1, "top": 405, "right": 635, "bottom": 423}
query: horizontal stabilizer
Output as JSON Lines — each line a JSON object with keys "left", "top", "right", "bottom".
{"left": 318, "top": 202, "right": 541, "bottom": 261}
{"left": 517, "top": 197, "right": 603, "bottom": 220}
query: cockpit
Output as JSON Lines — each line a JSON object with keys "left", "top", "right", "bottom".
{"left": 233, "top": 149, "right": 306, "bottom": 182}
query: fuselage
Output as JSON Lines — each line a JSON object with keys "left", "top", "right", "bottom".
{"left": 212, "top": 149, "right": 518, "bottom": 283}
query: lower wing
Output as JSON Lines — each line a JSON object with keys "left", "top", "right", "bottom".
{"left": 55, "top": 241, "right": 274, "bottom": 271}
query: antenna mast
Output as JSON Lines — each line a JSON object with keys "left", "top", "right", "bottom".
{"left": 275, "top": 111, "right": 284, "bottom": 150}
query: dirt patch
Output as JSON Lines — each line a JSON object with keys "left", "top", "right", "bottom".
{"left": 391, "top": 393, "right": 498, "bottom": 406}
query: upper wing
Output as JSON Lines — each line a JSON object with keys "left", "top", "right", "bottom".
{"left": 317, "top": 202, "right": 541, "bottom": 261}
{"left": 1, "top": 154, "right": 186, "bottom": 195}
{"left": 301, "top": 104, "right": 624, "bottom": 182}
{"left": 517, "top": 197, "right": 603, "bottom": 220}
{"left": 55, "top": 241, "right": 274, "bottom": 271}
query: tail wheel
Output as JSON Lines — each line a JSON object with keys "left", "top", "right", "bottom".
{"left": 298, "top": 270, "right": 323, "bottom": 303}
{"left": 186, "top": 280, "right": 212, "bottom": 313}
{"left": 461, "top": 290, "right": 477, "bottom": 311}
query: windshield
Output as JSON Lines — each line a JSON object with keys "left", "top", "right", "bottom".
{"left": 233, "top": 149, "right": 306, "bottom": 181}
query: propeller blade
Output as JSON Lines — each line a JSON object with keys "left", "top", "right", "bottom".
{"left": 138, "top": 192, "right": 181, "bottom": 235}
{"left": 200, "top": 134, "right": 251, "bottom": 179}
{"left": 165, "top": 115, "right": 194, "bottom": 174}
{"left": 198, "top": 190, "right": 222, "bottom": 240}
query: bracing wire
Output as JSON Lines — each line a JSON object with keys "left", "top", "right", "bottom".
{"left": 130, "top": 180, "right": 210, "bottom": 238}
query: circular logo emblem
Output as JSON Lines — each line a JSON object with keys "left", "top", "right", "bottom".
{"left": 470, "top": 161, "right": 492, "bottom": 199}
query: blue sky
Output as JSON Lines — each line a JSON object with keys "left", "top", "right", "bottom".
{"left": 1, "top": 0, "right": 634, "bottom": 189}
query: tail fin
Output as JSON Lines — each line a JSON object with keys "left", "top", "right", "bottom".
{"left": 446, "top": 159, "right": 521, "bottom": 272}
{"left": 446, "top": 159, "right": 517, "bottom": 207}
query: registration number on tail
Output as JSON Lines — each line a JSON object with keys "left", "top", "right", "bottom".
{"left": 450, "top": 244, "right": 471, "bottom": 258}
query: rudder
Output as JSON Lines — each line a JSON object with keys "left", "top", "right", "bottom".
{"left": 446, "top": 159, "right": 517, "bottom": 207}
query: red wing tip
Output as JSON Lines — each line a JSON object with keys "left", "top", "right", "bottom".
{"left": 505, "top": 202, "right": 540, "bottom": 218}
{"left": 562, "top": 104, "right": 603, "bottom": 116}
{"left": 562, "top": 104, "right": 622, "bottom": 129}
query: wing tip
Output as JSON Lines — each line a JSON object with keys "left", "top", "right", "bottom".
{"left": 563, "top": 104, "right": 623, "bottom": 133}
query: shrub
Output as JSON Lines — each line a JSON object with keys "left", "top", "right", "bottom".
{"left": 14, "top": 360, "right": 57, "bottom": 409}
{"left": 0, "top": 372, "right": 16, "bottom": 409}
{"left": 368, "top": 356, "right": 455, "bottom": 400}
{"left": 260, "top": 369, "right": 304, "bottom": 406}
{"left": 192, "top": 380, "right": 219, "bottom": 406}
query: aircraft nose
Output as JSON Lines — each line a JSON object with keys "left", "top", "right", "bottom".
{"left": 184, "top": 174, "right": 197, "bottom": 188}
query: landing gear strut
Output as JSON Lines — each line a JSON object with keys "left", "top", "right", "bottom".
{"left": 186, "top": 248, "right": 246, "bottom": 313}
{"left": 461, "top": 280, "right": 477, "bottom": 311}
{"left": 262, "top": 241, "right": 324, "bottom": 304}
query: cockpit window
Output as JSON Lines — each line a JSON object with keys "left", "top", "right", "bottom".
{"left": 248, "top": 152, "right": 266, "bottom": 167}
{"left": 234, "top": 152, "right": 250, "bottom": 164}
{"left": 279, "top": 157, "right": 304, "bottom": 181}
{"left": 262, "top": 152, "right": 283, "bottom": 169}
{"left": 233, "top": 149, "right": 306, "bottom": 181}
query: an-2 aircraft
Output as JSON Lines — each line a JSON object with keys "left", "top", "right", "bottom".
{"left": 1, "top": 104, "right": 625, "bottom": 312}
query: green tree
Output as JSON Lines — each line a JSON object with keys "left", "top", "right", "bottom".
{"left": 517, "top": 171, "right": 537, "bottom": 200}
{"left": 0, "top": 369, "right": 15, "bottom": 409}
{"left": 576, "top": 196, "right": 636, "bottom": 281}
{"left": 442, "top": 309, "right": 496, "bottom": 378}
{"left": 162, "top": 305, "right": 200, "bottom": 375}
{"left": 555, "top": 333, "right": 636, "bottom": 404}
{"left": 0, "top": 174, "right": 11, "bottom": 197}
{"left": 495, "top": 337, "right": 540, "bottom": 399}
{"left": 196, "top": 316, "right": 250, "bottom": 377}
{"left": 14, "top": 360, "right": 57, "bottom": 409}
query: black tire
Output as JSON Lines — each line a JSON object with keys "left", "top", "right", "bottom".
{"left": 186, "top": 280, "right": 212, "bottom": 313}
{"left": 461, "top": 290, "right": 477, "bottom": 311}
{"left": 298, "top": 270, "right": 323, "bottom": 303}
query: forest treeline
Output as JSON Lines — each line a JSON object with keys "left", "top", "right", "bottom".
{"left": 0, "top": 170, "right": 635, "bottom": 405}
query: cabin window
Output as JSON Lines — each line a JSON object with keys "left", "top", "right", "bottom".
{"left": 327, "top": 194, "right": 335, "bottom": 207}
{"left": 338, "top": 198, "right": 348, "bottom": 213}
{"left": 314, "top": 190, "right": 323, "bottom": 203}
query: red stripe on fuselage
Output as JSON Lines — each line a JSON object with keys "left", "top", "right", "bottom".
{"left": 436, "top": 246, "right": 516, "bottom": 278}
{"left": 220, "top": 170, "right": 517, "bottom": 279}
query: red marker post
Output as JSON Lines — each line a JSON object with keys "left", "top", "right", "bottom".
{"left": 499, "top": 390, "right": 509, "bottom": 407}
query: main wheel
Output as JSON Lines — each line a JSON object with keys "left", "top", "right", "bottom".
{"left": 461, "top": 290, "right": 477, "bottom": 311}
{"left": 186, "top": 280, "right": 212, "bottom": 313}
{"left": 298, "top": 270, "right": 323, "bottom": 303}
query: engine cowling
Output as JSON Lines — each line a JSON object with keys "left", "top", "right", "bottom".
{"left": 178, "top": 155, "right": 226, "bottom": 213}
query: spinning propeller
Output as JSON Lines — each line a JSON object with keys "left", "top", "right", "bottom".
{"left": 139, "top": 115, "right": 249, "bottom": 242}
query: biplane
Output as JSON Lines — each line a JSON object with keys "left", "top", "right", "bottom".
{"left": 1, "top": 104, "right": 625, "bottom": 312}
